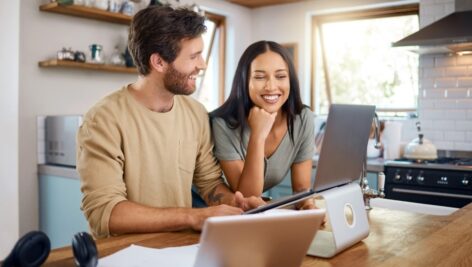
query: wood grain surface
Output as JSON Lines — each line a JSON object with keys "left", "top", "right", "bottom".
{"left": 42, "top": 204, "right": 472, "bottom": 267}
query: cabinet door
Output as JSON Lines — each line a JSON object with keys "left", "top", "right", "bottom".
{"left": 39, "top": 174, "right": 89, "bottom": 248}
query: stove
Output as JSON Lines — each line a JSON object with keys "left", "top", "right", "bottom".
{"left": 384, "top": 152, "right": 472, "bottom": 208}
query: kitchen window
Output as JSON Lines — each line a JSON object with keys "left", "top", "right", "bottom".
{"left": 312, "top": 4, "right": 419, "bottom": 116}
{"left": 192, "top": 12, "right": 226, "bottom": 112}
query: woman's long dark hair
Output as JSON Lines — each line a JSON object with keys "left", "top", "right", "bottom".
{"left": 210, "top": 40, "right": 305, "bottom": 142}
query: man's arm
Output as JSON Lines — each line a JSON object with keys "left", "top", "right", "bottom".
{"left": 108, "top": 200, "right": 243, "bottom": 234}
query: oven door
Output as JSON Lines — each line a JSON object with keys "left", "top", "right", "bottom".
{"left": 384, "top": 167, "right": 472, "bottom": 208}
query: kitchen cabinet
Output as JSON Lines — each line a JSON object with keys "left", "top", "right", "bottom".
{"left": 38, "top": 2, "right": 136, "bottom": 74}
{"left": 39, "top": 165, "right": 88, "bottom": 249}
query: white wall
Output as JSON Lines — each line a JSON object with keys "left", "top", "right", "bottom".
{"left": 0, "top": 0, "right": 20, "bottom": 258}
{"left": 12, "top": 0, "right": 253, "bottom": 244}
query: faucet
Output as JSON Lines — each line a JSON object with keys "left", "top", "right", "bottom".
{"left": 360, "top": 112, "right": 385, "bottom": 209}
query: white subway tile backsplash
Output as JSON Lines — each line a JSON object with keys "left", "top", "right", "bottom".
{"left": 420, "top": 56, "right": 435, "bottom": 68}
{"left": 423, "top": 68, "right": 444, "bottom": 78}
{"left": 420, "top": 109, "right": 467, "bottom": 120}
{"left": 419, "top": 119, "right": 433, "bottom": 129}
{"left": 434, "top": 77, "right": 456, "bottom": 88}
{"left": 448, "top": 99, "right": 472, "bottom": 109}
{"left": 467, "top": 132, "right": 472, "bottom": 141}
{"left": 456, "top": 120, "right": 472, "bottom": 131}
{"left": 454, "top": 142, "right": 472, "bottom": 151}
{"left": 443, "top": 110, "right": 467, "bottom": 119}
{"left": 444, "top": 88, "right": 469, "bottom": 99}
{"left": 419, "top": 109, "right": 443, "bottom": 119}
{"left": 435, "top": 55, "right": 456, "bottom": 67}
{"left": 433, "top": 120, "right": 455, "bottom": 129}
{"left": 468, "top": 110, "right": 472, "bottom": 119}
{"left": 420, "top": 78, "right": 435, "bottom": 88}
{"left": 418, "top": 99, "right": 435, "bottom": 108}
{"left": 422, "top": 88, "right": 446, "bottom": 99}
{"left": 445, "top": 131, "right": 466, "bottom": 141}
{"left": 433, "top": 100, "right": 453, "bottom": 109}
{"left": 434, "top": 141, "right": 454, "bottom": 150}
{"left": 457, "top": 77, "right": 472, "bottom": 87}
{"left": 456, "top": 55, "right": 472, "bottom": 66}
{"left": 445, "top": 66, "right": 468, "bottom": 77}
{"left": 423, "top": 130, "right": 444, "bottom": 140}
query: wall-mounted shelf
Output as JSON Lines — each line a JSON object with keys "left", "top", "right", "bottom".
{"left": 39, "top": 59, "right": 137, "bottom": 74}
{"left": 39, "top": 2, "right": 132, "bottom": 25}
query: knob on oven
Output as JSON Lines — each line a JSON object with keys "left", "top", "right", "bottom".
{"left": 462, "top": 178, "right": 469, "bottom": 186}
{"left": 417, "top": 176, "right": 425, "bottom": 183}
{"left": 406, "top": 171, "right": 413, "bottom": 181}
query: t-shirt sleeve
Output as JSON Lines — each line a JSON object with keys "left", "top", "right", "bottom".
{"left": 294, "top": 108, "right": 316, "bottom": 163}
{"left": 192, "top": 112, "right": 225, "bottom": 200}
{"left": 211, "top": 117, "right": 244, "bottom": 161}
{"left": 76, "top": 110, "right": 127, "bottom": 238}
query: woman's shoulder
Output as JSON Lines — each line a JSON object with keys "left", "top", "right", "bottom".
{"left": 296, "top": 106, "right": 315, "bottom": 124}
{"left": 211, "top": 116, "right": 236, "bottom": 134}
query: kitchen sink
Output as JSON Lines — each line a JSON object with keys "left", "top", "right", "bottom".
{"left": 369, "top": 198, "right": 458, "bottom": 216}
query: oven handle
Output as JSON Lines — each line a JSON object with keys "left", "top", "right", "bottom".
{"left": 392, "top": 188, "right": 472, "bottom": 200}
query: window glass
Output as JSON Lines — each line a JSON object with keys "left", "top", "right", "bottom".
{"left": 314, "top": 13, "right": 419, "bottom": 116}
{"left": 193, "top": 19, "right": 221, "bottom": 111}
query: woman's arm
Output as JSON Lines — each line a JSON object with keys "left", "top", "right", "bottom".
{"left": 220, "top": 107, "right": 276, "bottom": 197}
{"left": 290, "top": 159, "right": 316, "bottom": 209}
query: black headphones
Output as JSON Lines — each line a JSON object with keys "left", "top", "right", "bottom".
{"left": 2, "top": 231, "right": 98, "bottom": 267}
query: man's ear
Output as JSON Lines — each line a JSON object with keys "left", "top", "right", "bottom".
{"left": 149, "top": 53, "right": 167, "bottom": 73}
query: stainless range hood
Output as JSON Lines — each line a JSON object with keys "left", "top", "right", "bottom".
{"left": 393, "top": 0, "right": 472, "bottom": 54}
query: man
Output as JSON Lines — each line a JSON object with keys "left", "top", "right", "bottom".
{"left": 77, "top": 5, "right": 262, "bottom": 238}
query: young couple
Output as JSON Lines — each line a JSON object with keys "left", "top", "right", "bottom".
{"left": 77, "top": 5, "right": 315, "bottom": 238}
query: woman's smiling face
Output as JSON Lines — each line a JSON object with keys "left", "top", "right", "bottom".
{"left": 248, "top": 50, "right": 290, "bottom": 113}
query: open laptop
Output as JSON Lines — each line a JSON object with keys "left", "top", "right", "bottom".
{"left": 244, "top": 104, "right": 375, "bottom": 214}
{"left": 193, "top": 209, "right": 325, "bottom": 267}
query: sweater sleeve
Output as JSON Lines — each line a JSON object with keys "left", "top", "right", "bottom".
{"left": 76, "top": 110, "right": 127, "bottom": 238}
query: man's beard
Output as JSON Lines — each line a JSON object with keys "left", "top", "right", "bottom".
{"left": 163, "top": 64, "right": 197, "bottom": 96}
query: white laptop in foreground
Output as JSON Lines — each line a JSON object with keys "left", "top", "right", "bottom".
{"left": 99, "top": 209, "right": 325, "bottom": 267}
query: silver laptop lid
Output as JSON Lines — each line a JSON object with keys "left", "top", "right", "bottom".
{"left": 313, "top": 104, "right": 375, "bottom": 192}
{"left": 194, "top": 209, "right": 325, "bottom": 267}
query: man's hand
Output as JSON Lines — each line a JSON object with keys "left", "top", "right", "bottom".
{"left": 189, "top": 204, "right": 243, "bottom": 231}
{"left": 297, "top": 198, "right": 316, "bottom": 210}
{"left": 233, "top": 191, "right": 266, "bottom": 211}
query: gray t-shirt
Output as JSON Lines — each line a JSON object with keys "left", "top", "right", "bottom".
{"left": 211, "top": 107, "right": 315, "bottom": 192}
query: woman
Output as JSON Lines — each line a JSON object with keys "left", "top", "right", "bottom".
{"left": 210, "top": 40, "right": 315, "bottom": 209}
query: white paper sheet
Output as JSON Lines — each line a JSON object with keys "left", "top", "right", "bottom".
{"left": 98, "top": 244, "right": 199, "bottom": 267}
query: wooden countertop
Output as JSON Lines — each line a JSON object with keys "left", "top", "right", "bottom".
{"left": 43, "top": 204, "right": 472, "bottom": 267}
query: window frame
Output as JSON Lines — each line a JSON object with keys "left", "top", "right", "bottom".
{"left": 310, "top": 4, "right": 419, "bottom": 114}
{"left": 197, "top": 12, "right": 226, "bottom": 106}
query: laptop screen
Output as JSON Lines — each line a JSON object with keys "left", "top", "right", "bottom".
{"left": 312, "top": 104, "right": 375, "bottom": 192}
